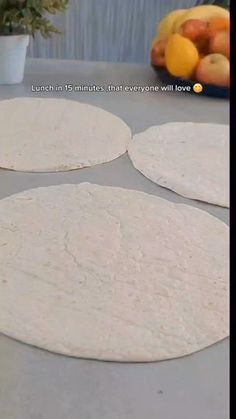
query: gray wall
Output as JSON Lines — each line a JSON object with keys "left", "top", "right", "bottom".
{"left": 28, "top": 0, "right": 198, "bottom": 63}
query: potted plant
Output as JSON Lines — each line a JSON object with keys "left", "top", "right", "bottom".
{"left": 0, "top": 0, "right": 69, "bottom": 85}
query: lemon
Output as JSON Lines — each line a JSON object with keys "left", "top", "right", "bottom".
{"left": 165, "top": 34, "right": 199, "bottom": 78}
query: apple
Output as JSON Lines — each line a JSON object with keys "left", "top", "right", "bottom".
{"left": 180, "top": 19, "right": 208, "bottom": 41}
{"left": 196, "top": 53, "right": 230, "bottom": 87}
{"left": 151, "top": 38, "right": 168, "bottom": 67}
{"left": 209, "top": 30, "right": 230, "bottom": 59}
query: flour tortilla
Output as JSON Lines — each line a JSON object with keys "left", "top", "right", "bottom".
{"left": 0, "top": 183, "right": 229, "bottom": 362}
{"left": 128, "top": 123, "right": 229, "bottom": 207}
{"left": 0, "top": 98, "right": 131, "bottom": 172}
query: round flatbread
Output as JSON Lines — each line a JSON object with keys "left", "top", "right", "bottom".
{"left": 0, "top": 98, "right": 131, "bottom": 172}
{"left": 128, "top": 123, "right": 229, "bottom": 207}
{"left": 0, "top": 183, "right": 229, "bottom": 362}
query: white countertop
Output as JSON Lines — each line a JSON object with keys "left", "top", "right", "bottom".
{"left": 0, "top": 58, "right": 229, "bottom": 419}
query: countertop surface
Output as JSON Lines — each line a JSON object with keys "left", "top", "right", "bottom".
{"left": 0, "top": 59, "right": 229, "bottom": 419}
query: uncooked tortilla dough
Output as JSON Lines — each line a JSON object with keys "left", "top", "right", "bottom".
{"left": 128, "top": 123, "right": 229, "bottom": 207}
{"left": 0, "top": 183, "right": 229, "bottom": 362}
{"left": 0, "top": 98, "right": 131, "bottom": 172}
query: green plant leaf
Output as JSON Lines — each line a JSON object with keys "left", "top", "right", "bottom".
{"left": 0, "top": 0, "right": 69, "bottom": 36}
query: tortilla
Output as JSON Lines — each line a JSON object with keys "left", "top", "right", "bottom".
{"left": 0, "top": 183, "right": 229, "bottom": 361}
{"left": 128, "top": 123, "right": 229, "bottom": 207}
{"left": 0, "top": 98, "right": 130, "bottom": 172}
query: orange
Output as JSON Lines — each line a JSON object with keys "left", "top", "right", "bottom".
{"left": 165, "top": 33, "right": 200, "bottom": 78}
{"left": 208, "top": 17, "right": 230, "bottom": 36}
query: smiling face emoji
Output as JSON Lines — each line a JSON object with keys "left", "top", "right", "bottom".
{"left": 193, "top": 83, "right": 203, "bottom": 93}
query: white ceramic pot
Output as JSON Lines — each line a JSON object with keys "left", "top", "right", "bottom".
{"left": 0, "top": 35, "right": 29, "bottom": 85}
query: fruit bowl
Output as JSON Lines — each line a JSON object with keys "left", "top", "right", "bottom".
{"left": 151, "top": 4, "right": 230, "bottom": 99}
{"left": 152, "top": 65, "right": 229, "bottom": 99}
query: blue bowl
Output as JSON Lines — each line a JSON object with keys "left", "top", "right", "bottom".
{"left": 152, "top": 66, "right": 229, "bottom": 99}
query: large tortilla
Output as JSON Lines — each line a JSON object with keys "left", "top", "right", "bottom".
{"left": 0, "top": 98, "right": 131, "bottom": 172}
{"left": 128, "top": 123, "right": 229, "bottom": 207}
{"left": 0, "top": 183, "right": 229, "bottom": 362}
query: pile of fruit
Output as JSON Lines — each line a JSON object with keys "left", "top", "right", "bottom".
{"left": 151, "top": 5, "right": 230, "bottom": 88}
